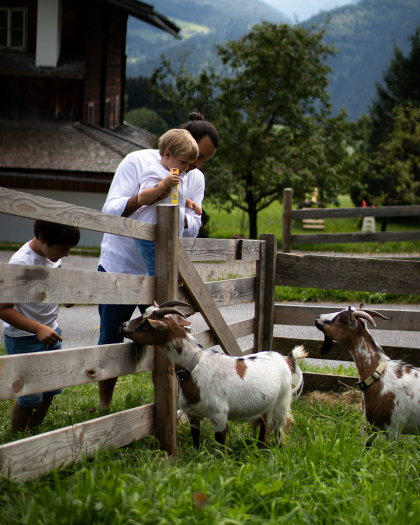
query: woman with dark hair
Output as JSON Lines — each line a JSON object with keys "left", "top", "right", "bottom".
{"left": 97, "top": 112, "right": 218, "bottom": 409}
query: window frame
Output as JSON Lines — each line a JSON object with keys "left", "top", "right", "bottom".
{"left": 0, "top": 7, "right": 27, "bottom": 52}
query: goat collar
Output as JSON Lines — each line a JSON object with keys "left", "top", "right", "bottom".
{"left": 355, "top": 360, "right": 388, "bottom": 391}
{"left": 175, "top": 350, "right": 202, "bottom": 381}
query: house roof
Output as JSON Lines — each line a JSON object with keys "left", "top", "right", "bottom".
{"left": 0, "top": 52, "right": 85, "bottom": 79}
{"left": 106, "top": 0, "right": 181, "bottom": 39}
{"left": 0, "top": 120, "right": 155, "bottom": 174}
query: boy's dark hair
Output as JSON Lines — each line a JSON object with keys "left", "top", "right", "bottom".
{"left": 179, "top": 112, "right": 219, "bottom": 149}
{"left": 34, "top": 220, "right": 80, "bottom": 247}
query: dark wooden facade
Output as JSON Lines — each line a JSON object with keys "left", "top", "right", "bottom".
{"left": 0, "top": 0, "right": 157, "bottom": 128}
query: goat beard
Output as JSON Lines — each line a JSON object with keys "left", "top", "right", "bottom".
{"left": 319, "top": 335, "right": 333, "bottom": 355}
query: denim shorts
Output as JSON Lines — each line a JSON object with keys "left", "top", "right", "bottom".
{"left": 97, "top": 265, "right": 147, "bottom": 346}
{"left": 4, "top": 327, "right": 63, "bottom": 407}
{"left": 134, "top": 239, "right": 156, "bottom": 277}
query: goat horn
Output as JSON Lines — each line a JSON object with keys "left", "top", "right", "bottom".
{"left": 353, "top": 310, "right": 376, "bottom": 327}
{"left": 154, "top": 307, "right": 187, "bottom": 319}
{"left": 157, "top": 301, "right": 191, "bottom": 309}
{"left": 358, "top": 309, "right": 389, "bottom": 321}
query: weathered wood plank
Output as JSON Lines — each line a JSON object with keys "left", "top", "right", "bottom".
{"left": 260, "top": 234, "right": 277, "bottom": 351}
{"left": 291, "top": 231, "right": 420, "bottom": 245}
{"left": 193, "top": 318, "right": 255, "bottom": 350}
{"left": 302, "top": 371, "right": 358, "bottom": 392}
{"left": 238, "top": 240, "right": 262, "bottom": 261}
{"left": 276, "top": 253, "right": 420, "bottom": 295}
{"left": 273, "top": 336, "right": 420, "bottom": 367}
{"left": 180, "top": 238, "right": 237, "bottom": 261}
{"left": 254, "top": 240, "right": 265, "bottom": 352}
{"left": 154, "top": 204, "right": 178, "bottom": 456}
{"left": 0, "top": 404, "right": 154, "bottom": 481}
{"left": 178, "top": 242, "right": 243, "bottom": 357}
{"left": 0, "top": 187, "right": 155, "bottom": 241}
{"left": 178, "top": 277, "right": 256, "bottom": 314}
{"left": 0, "top": 263, "right": 154, "bottom": 305}
{"left": 0, "top": 344, "right": 154, "bottom": 401}
{"left": 292, "top": 205, "right": 420, "bottom": 220}
{"left": 274, "top": 304, "right": 420, "bottom": 331}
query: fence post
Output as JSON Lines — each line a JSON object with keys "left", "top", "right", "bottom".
{"left": 259, "top": 233, "right": 277, "bottom": 351}
{"left": 253, "top": 239, "right": 266, "bottom": 352}
{"left": 282, "top": 188, "right": 293, "bottom": 253}
{"left": 154, "top": 203, "right": 178, "bottom": 455}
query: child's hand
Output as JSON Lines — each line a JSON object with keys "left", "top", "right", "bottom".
{"left": 163, "top": 173, "right": 180, "bottom": 188}
{"left": 36, "top": 325, "right": 63, "bottom": 345}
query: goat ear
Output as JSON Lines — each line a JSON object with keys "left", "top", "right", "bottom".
{"left": 148, "top": 319, "right": 169, "bottom": 331}
{"left": 348, "top": 306, "right": 357, "bottom": 330}
{"left": 178, "top": 318, "right": 191, "bottom": 327}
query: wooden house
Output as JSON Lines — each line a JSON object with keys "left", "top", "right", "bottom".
{"left": 0, "top": 0, "right": 180, "bottom": 245}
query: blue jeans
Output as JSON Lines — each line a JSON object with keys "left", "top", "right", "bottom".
{"left": 134, "top": 239, "right": 156, "bottom": 277}
{"left": 5, "top": 328, "right": 63, "bottom": 407}
{"left": 97, "top": 265, "right": 147, "bottom": 345}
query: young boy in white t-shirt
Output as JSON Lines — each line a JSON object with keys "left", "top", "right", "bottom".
{"left": 134, "top": 128, "right": 201, "bottom": 276}
{"left": 0, "top": 220, "right": 80, "bottom": 435}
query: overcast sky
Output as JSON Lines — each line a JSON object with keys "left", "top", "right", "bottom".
{"left": 263, "top": 0, "right": 358, "bottom": 22}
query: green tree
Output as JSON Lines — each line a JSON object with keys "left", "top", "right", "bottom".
{"left": 125, "top": 107, "right": 168, "bottom": 136}
{"left": 355, "top": 106, "right": 420, "bottom": 210}
{"left": 151, "top": 21, "right": 360, "bottom": 239}
{"left": 369, "top": 26, "right": 420, "bottom": 150}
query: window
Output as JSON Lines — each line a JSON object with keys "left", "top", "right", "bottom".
{"left": 88, "top": 103, "right": 94, "bottom": 124}
{"left": 0, "top": 8, "right": 26, "bottom": 50}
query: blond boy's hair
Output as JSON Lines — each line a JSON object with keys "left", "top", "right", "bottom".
{"left": 158, "top": 129, "right": 199, "bottom": 161}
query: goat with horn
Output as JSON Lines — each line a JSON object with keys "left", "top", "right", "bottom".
{"left": 120, "top": 302, "right": 307, "bottom": 448}
{"left": 315, "top": 305, "right": 420, "bottom": 443}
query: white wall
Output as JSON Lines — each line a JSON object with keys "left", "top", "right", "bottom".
{"left": 35, "top": 0, "right": 62, "bottom": 67}
{"left": 0, "top": 189, "right": 108, "bottom": 247}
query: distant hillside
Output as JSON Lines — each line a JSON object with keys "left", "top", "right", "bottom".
{"left": 303, "top": 0, "right": 420, "bottom": 119}
{"left": 126, "top": 0, "right": 285, "bottom": 77}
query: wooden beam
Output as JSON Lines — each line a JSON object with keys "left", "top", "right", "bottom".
{"left": 259, "top": 234, "right": 277, "bottom": 351}
{"left": 273, "top": 336, "right": 420, "bottom": 367}
{"left": 302, "top": 371, "right": 358, "bottom": 392}
{"left": 0, "top": 263, "right": 154, "bottom": 305}
{"left": 0, "top": 404, "right": 154, "bottom": 481}
{"left": 273, "top": 304, "right": 420, "bottom": 332}
{"left": 179, "top": 238, "right": 262, "bottom": 262}
{"left": 154, "top": 204, "right": 178, "bottom": 455}
{"left": 178, "top": 242, "right": 243, "bottom": 357}
{"left": 0, "top": 187, "right": 155, "bottom": 240}
{"left": 292, "top": 205, "right": 420, "bottom": 220}
{"left": 291, "top": 231, "right": 420, "bottom": 245}
{"left": 193, "top": 318, "right": 255, "bottom": 350}
{"left": 253, "top": 239, "right": 265, "bottom": 352}
{"left": 276, "top": 253, "right": 420, "bottom": 295}
{"left": 0, "top": 344, "right": 154, "bottom": 401}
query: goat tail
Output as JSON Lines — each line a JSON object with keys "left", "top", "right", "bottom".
{"left": 286, "top": 345, "right": 308, "bottom": 374}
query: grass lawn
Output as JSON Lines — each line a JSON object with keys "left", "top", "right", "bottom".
{"left": 1, "top": 378, "right": 420, "bottom": 524}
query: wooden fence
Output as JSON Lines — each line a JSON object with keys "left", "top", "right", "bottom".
{"left": 281, "top": 188, "right": 420, "bottom": 252}
{"left": 1, "top": 186, "right": 420, "bottom": 481}
{"left": 0, "top": 187, "right": 274, "bottom": 481}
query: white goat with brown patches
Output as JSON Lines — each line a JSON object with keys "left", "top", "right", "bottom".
{"left": 120, "top": 302, "right": 307, "bottom": 448}
{"left": 315, "top": 306, "right": 420, "bottom": 443}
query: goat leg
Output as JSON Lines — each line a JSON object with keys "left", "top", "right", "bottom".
{"left": 214, "top": 423, "right": 228, "bottom": 447}
{"left": 188, "top": 416, "right": 201, "bottom": 449}
{"left": 257, "top": 414, "right": 269, "bottom": 448}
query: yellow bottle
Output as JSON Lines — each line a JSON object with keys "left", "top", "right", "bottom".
{"left": 170, "top": 168, "right": 179, "bottom": 204}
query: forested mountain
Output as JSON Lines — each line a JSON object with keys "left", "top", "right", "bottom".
{"left": 126, "top": 0, "right": 420, "bottom": 121}
{"left": 126, "top": 0, "right": 285, "bottom": 77}
{"left": 303, "top": 0, "right": 420, "bottom": 119}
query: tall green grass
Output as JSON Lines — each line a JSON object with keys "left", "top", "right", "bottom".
{"left": 1, "top": 391, "right": 420, "bottom": 524}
